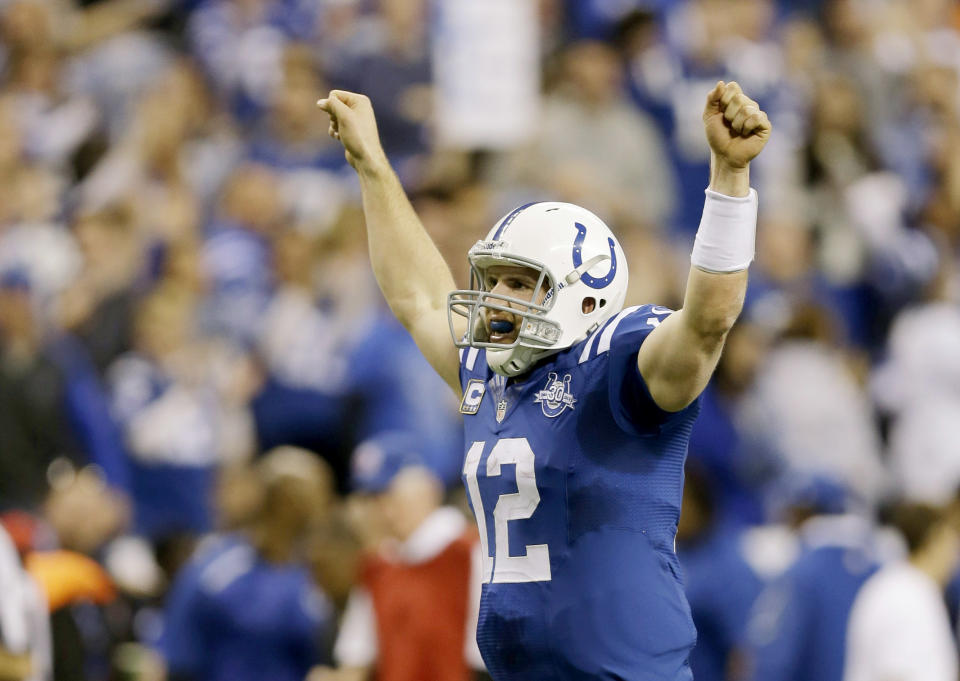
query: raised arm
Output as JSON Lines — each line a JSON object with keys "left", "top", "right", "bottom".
{"left": 638, "top": 81, "right": 771, "bottom": 412}
{"left": 317, "top": 91, "right": 464, "bottom": 393}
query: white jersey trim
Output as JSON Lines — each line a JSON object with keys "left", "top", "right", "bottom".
{"left": 578, "top": 306, "right": 641, "bottom": 364}
{"left": 465, "top": 347, "right": 479, "bottom": 371}
{"left": 578, "top": 326, "right": 601, "bottom": 364}
{"left": 595, "top": 306, "right": 642, "bottom": 357}
{"left": 459, "top": 347, "right": 480, "bottom": 372}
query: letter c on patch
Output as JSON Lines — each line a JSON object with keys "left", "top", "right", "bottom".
{"left": 460, "top": 379, "right": 486, "bottom": 415}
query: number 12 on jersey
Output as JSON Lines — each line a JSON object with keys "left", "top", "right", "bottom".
{"left": 463, "top": 438, "right": 552, "bottom": 584}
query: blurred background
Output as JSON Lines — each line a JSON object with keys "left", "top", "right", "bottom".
{"left": 0, "top": 0, "right": 959, "bottom": 679}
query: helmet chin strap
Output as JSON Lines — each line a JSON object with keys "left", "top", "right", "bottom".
{"left": 486, "top": 344, "right": 545, "bottom": 377}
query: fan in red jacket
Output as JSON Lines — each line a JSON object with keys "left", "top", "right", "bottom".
{"left": 311, "top": 431, "right": 484, "bottom": 681}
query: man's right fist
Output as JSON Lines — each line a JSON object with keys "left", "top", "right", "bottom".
{"left": 317, "top": 90, "right": 388, "bottom": 173}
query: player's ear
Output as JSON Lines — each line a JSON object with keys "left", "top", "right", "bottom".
{"left": 582, "top": 297, "right": 596, "bottom": 314}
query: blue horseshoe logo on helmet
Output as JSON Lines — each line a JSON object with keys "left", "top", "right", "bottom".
{"left": 572, "top": 222, "right": 617, "bottom": 289}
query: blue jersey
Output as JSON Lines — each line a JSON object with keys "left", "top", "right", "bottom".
{"left": 161, "top": 535, "right": 332, "bottom": 681}
{"left": 458, "top": 304, "right": 701, "bottom": 680}
{"left": 680, "top": 524, "right": 765, "bottom": 681}
{"left": 745, "top": 516, "right": 881, "bottom": 681}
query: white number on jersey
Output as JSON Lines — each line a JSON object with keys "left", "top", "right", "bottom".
{"left": 462, "top": 437, "right": 552, "bottom": 584}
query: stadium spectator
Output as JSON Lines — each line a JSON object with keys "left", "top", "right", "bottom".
{"left": 160, "top": 446, "right": 335, "bottom": 681}
{"left": 498, "top": 39, "right": 676, "bottom": 231}
{"left": 250, "top": 223, "right": 359, "bottom": 487}
{"left": 844, "top": 502, "right": 960, "bottom": 681}
{"left": 312, "top": 432, "right": 483, "bottom": 681}
{"left": 201, "top": 162, "right": 281, "bottom": 344}
{"left": 0, "top": 0, "right": 100, "bottom": 170}
{"left": 744, "top": 475, "right": 883, "bottom": 681}
{"left": 27, "top": 467, "right": 130, "bottom": 681}
{"left": 246, "top": 44, "right": 353, "bottom": 235}
{"left": 79, "top": 60, "right": 237, "bottom": 216}
{"left": 676, "top": 467, "right": 769, "bottom": 681}
{"left": 329, "top": 0, "right": 432, "bottom": 162}
{"left": 738, "top": 306, "right": 887, "bottom": 507}
{"left": 107, "top": 283, "right": 255, "bottom": 539}
{"left": 0, "top": 270, "right": 83, "bottom": 510}
{"left": 188, "top": 0, "right": 321, "bottom": 125}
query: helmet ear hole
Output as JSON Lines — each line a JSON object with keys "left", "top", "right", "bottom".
{"left": 582, "top": 297, "right": 597, "bottom": 314}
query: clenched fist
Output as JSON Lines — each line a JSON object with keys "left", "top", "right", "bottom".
{"left": 703, "top": 81, "right": 771, "bottom": 170}
{"left": 317, "top": 90, "right": 388, "bottom": 173}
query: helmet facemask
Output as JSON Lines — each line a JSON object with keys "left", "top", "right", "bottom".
{"left": 448, "top": 245, "right": 563, "bottom": 376}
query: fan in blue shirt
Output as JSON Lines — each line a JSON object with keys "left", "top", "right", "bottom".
{"left": 160, "top": 447, "right": 334, "bottom": 681}
{"left": 744, "top": 476, "right": 882, "bottom": 681}
{"left": 677, "top": 467, "right": 766, "bottom": 681}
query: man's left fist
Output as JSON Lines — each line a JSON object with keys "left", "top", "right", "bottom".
{"left": 703, "top": 81, "right": 772, "bottom": 169}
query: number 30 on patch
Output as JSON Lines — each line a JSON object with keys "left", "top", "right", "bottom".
{"left": 460, "top": 379, "right": 486, "bottom": 415}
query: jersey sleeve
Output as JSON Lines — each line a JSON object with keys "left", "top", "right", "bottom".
{"left": 603, "top": 304, "right": 700, "bottom": 436}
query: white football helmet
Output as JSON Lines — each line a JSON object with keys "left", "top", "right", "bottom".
{"left": 447, "top": 202, "right": 629, "bottom": 376}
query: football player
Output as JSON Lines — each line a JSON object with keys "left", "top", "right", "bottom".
{"left": 318, "top": 81, "right": 770, "bottom": 680}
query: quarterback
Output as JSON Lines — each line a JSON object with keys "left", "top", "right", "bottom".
{"left": 318, "top": 81, "right": 770, "bottom": 680}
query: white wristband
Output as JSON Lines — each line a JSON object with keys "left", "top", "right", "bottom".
{"left": 690, "top": 188, "right": 758, "bottom": 273}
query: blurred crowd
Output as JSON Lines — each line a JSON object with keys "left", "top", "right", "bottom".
{"left": 0, "top": 0, "right": 959, "bottom": 679}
